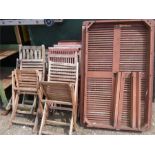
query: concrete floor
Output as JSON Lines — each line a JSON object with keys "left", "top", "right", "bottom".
{"left": 0, "top": 103, "right": 155, "bottom": 135}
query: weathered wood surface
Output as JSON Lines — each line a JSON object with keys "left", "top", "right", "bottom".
{"left": 0, "top": 50, "right": 18, "bottom": 60}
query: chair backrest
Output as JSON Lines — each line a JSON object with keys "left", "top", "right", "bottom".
{"left": 45, "top": 61, "right": 79, "bottom": 102}
{"left": 48, "top": 61, "right": 79, "bottom": 84}
{"left": 38, "top": 51, "right": 79, "bottom": 103}
{"left": 19, "top": 45, "right": 45, "bottom": 60}
{"left": 40, "top": 81, "right": 72, "bottom": 102}
{"left": 48, "top": 48, "right": 79, "bottom": 64}
{"left": 14, "top": 69, "right": 40, "bottom": 90}
{"left": 20, "top": 60, "right": 45, "bottom": 79}
{"left": 18, "top": 45, "right": 46, "bottom": 79}
{"left": 48, "top": 53, "right": 78, "bottom": 64}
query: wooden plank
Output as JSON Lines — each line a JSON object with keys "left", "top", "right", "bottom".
{"left": 0, "top": 50, "right": 18, "bottom": 60}
{"left": 41, "top": 130, "right": 56, "bottom": 135}
{"left": 13, "top": 87, "right": 37, "bottom": 92}
{"left": 50, "top": 107, "right": 72, "bottom": 111}
{"left": 131, "top": 72, "right": 137, "bottom": 129}
{"left": 12, "top": 120, "right": 34, "bottom": 126}
{"left": 136, "top": 72, "right": 141, "bottom": 129}
{"left": 17, "top": 110, "right": 36, "bottom": 115}
{"left": 113, "top": 72, "right": 121, "bottom": 128}
{"left": 39, "top": 103, "right": 48, "bottom": 135}
{"left": 14, "top": 26, "right": 22, "bottom": 44}
{"left": 113, "top": 26, "right": 120, "bottom": 72}
{"left": 83, "top": 26, "right": 89, "bottom": 124}
{"left": 147, "top": 25, "right": 154, "bottom": 128}
{"left": 18, "top": 104, "right": 33, "bottom": 110}
{"left": 117, "top": 73, "right": 125, "bottom": 129}
{"left": 87, "top": 71, "right": 113, "bottom": 78}
{"left": 46, "top": 120, "right": 70, "bottom": 126}
{"left": 41, "top": 99, "right": 72, "bottom": 105}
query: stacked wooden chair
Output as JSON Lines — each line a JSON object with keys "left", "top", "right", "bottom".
{"left": 49, "top": 41, "right": 81, "bottom": 67}
{"left": 38, "top": 51, "right": 79, "bottom": 135}
{"left": 48, "top": 41, "right": 82, "bottom": 110}
{"left": 10, "top": 45, "right": 45, "bottom": 130}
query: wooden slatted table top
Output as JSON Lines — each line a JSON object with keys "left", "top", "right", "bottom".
{"left": 1, "top": 76, "right": 12, "bottom": 89}
{"left": 0, "top": 67, "right": 14, "bottom": 89}
{"left": 0, "top": 50, "right": 18, "bottom": 61}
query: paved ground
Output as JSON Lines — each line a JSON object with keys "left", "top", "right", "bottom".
{"left": 0, "top": 104, "right": 155, "bottom": 135}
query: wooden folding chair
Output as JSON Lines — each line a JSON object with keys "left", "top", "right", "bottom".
{"left": 53, "top": 41, "right": 81, "bottom": 65}
{"left": 10, "top": 69, "right": 41, "bottom": 128}
{"left": 38, "top": 61, "right": 79, "bottom": 135}
{"left": 13, "top": 45, "right": 45, "bottom": 130}
{"left": 6, "top": 45, "right": 46, "bottom": 111}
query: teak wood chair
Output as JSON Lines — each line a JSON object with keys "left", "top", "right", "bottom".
{"left": 9, "top": 45, "right": 45, "bottom": 129}
{"left": 10, "top": 69, "right": 41, "bottom": 128}
{"left": 38, "top": 60, "right": 79, "bottom": 135}
{"left": 6, "top": 45, "right": 45, "bottom": 111}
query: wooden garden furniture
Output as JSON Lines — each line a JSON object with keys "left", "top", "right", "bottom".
{"left": 38, "top": 59, "right": 79, "bottom": 135}
{"left": 10, "top": 69, "right": 41, "bottom": 128}
{"left": 9, "top": 45, "right": 45, "bottom": 130}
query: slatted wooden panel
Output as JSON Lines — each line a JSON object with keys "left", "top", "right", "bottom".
{"left": 82, "top": 20, "right": 154, "bottom": 131}
{"left": 120, "top": 73, "right": 132, "bottom": 128}
{"left": 48, "top": 62, "right": 77, "bottom": 83}
{"left": 19, "top": 45, "right": 44, "bottom": 60}
{"left": 41, "top": 82, "right": 72, "bottom": 102}
{"left": 117, "top": 72, "right": 148, "bottom": 130}
{"left": 15, "top": 70, "right": 38, "bottom": 90}
{"left": 84, "top": 23, "right": 115, "bottom": 129}
{"left": 87, "top": 24, "right": 114, "bottom": 71}
{"left": 140, "top": 73, "right": 147, "bottom": 128}
{"left": 19, "top": 45, "right": 45, "bottom": 79}
{"left": 86, "top": 78, "right": 113, "bottom": 127}
{"left": 48, "top": 48, "right": 78, "bottom": 55}
{"left": 120, "top": 24, "right": 149, "bottom": 72}
{"left": 48, "top": 53, "right": 77, "bottom": 64}
{"left": 48, "top": 48, "right": 79, "bottom": 64}
{"left": 47, "top": 60, "right": 79, "bottom": 103}
{"left": 118, "top": 23, "right": 149, "bottom": 130}
{"left": 20, "top": 60, "right": 45, "bottom": 77}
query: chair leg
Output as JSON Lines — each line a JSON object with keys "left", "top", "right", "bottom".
{"left": 22, "top": 94, "right": 25, "bottom": 105}
{"left": 39, "top": 103, "right": 48, "bottom": 135}
{"left": 75, "top": 107, "right": 78, "bottom": 131}
{"left": 69, "top": 114, "right": 73, "bottom": 135}
{"left": 31, "top": 95, "right": 37, "bottom": 114}
{"left": 73, "top": 104, "right": 78, "bottom": 132}
{"left": 38, "top": 100, "right": 44, "bottom": 115}
{"left": 33, "top": 109, "right": 39, "bottom": 133}
{"left": 9, "top": 93, "right": 19, "bottom": 127}
{"left": 5, "top": 96, "right": 12, "bottom": 111}
{"left": 70, "top": 87, "right": 77, "bottom": 133}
